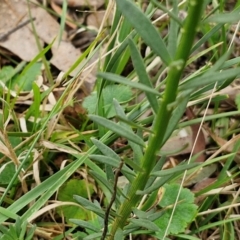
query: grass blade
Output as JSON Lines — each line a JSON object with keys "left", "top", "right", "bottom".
{"left": 116, "top": 0, "right": 172, "bottom": 65}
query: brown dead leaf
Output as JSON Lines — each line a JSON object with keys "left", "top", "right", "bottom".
{"left": 0, "top": 1, "right": 43, "bottom": 61}
{"left": 204, "top": 126, "right": 240, "bottom": 163}
{"left": 183, "top": 164, "right": 217, "bottom": 187}
{"left": 41, "top": 140, "right": 79, "bottom": 155}
{"left": 0, "top": 0, "right": 82, "bottom": 76}
{"left": 86, "top": 11, "right": 113, "bottom": 29}
{"left": 161, "top": 127, "right": 193, "bottom": 155}
{"left": 192, "top": 178, "right": 216, "bottom": 193}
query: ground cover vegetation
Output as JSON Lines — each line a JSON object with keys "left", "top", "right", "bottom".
{"left": 0, "top": 0, "right": 240, "bottom": 239}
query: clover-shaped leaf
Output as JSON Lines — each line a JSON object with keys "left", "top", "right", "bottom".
{"left": 154, "top": 184, "right": 198, "bottom": 238}
{"left": 57, "top": 179, "right": 94, "bottom": 223}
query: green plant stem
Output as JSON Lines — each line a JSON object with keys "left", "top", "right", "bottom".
{"left": 109, "top": 0, "right": 204, "bottom": 238}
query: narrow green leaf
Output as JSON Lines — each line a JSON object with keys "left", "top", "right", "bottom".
{"left": 162, "top": 95, "right": 189, "bottom": 144}
{"left": 191, "top": 24, "right": 223, "bottom": 53}
{"left": 97, "top": 72, "right": 161, "bottom": 96}
{"left": 128, "top": 39, "right": 159, "bottom": 114}
{"left": 113, "top": 99, "right": 143, "bottom": 165}
{"left": 180, "top": 68, "right": 240, "bottom": 90}
{"left": 89, "top": 170, "right": 115, "bottom": 196}
{"left": 89, "top": 155, "right": 135, "bottom": 176}
{"left": 118, "top": 16, "right": 133, "bottom": 42}
{"left": 151, "top": 163, "right": 200, "bottom": 177}
{"left": 89, "top": 114, "right": 146, "bottom": 147}
{"left": 105, "top": 31, "right": 137, "bottom": 73}
{"left": 122, "top": 157, "right": 143, "bottom": 173}
{"left": 19, "top": 221, "right": 28, "bottom": 239}
{"left": 0, "top": 225, "right": 9, "bottom": 235}
{"left": 138, "top": 174, "right": 174, "bottom": 195}
{"left": 130, "top": 218, "right": 160, "bottom": 231}
{"left": 0, "top": 207, "right": 18, "bottom": 220}
{"left": 84, "top": 232, "right": 104, "bottom": 240}
{"left": 206, "top": 12, "right": 240, "bottom": 23}
{"left": 223, "top": 222, "right": 234, "bottom": 240}
{"left": 31, "top": 82, "right": 41, "bottom": 127}
{"left": 73, "top": 195, "right": 106, "bottom": 219}
{"left": 167, "top": 0, "right": 179, "bottom": 57}
{"left": 222, "top": 56, "right": 240, "bottom": 69}
{"left": 176, "top": 234, "right": 201, "bottom": 240}
{"left": 25, "top": 225, "right": 36, "bottom": 240}
{"left": 116, "top": 0, "right": 171, "bottom": 65}
{"left": 114, "top": 229, "right": 124, "bottom": 240}
{"left": 91, "top": 138, "right": 120, "bottom": 160}
{"left": 89, "top": 171, "right": 125, "bottom": 205}
{"left": 69, "top": 219, "right": 100, "bottom": 232}
{"left": 58, "top": 0, "right": 67, "bottom": 45}
{"left": 150, "top": 0, "right": 183, "bottom": 26}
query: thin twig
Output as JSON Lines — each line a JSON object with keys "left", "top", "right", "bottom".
{"left": 0, "top": 17, "right": 36, "bottom": 41}
{"left": 101, "top": 160, "right": 124, "bottom": 240}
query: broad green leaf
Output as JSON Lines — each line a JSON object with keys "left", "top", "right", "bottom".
{"left": 0, "top": 136, "right": 24, "bottom": 185}
{"left": 83, "top": 85, "right": 132, "bottom": 118}
{"left": 12, "top": 62, "right": 41, "bottom": 91}
{"left": 82, "top": 92, "right": 98, "bottom": 114}
{"left": 0, "top": 66, "right": 15, "bottom": 84}
{"left": 57, "top": 179, "right": 94, "bottom": 222}
{"left": 154, "top": 184, "right": 197, "bottom": 238}
{"left": 14, "top": 40, "right": 54, "bottom": 89}
{"left": 89, "top": 114, "right": 146, "bottom": 147}
{"left": 116, "top": 0, "right": 171, "bottom": 65}
{"left": 103, "top": 85, "right": 132, "bottom": 118}
{"left": 128, "top": 39, "right": 159, "bottom": 114}
{"left": 0, "top": 163, "right": 17, "bottom": 185}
